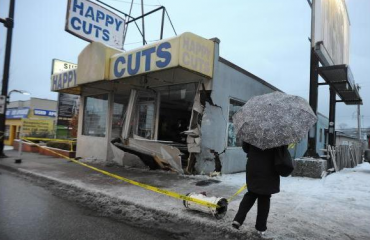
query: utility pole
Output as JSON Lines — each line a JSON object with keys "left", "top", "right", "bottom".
{"left": 0, "top": 0, "right": 16, "bottom": 157}
{"left": 357, "top": 85, "right": 361, "bottom": 141}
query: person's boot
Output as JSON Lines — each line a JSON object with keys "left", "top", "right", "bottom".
{"left": 232, "top": 221, "right": 241, "bottom": 230}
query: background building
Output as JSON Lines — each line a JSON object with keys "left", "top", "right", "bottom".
{"left": 5, "top": 98, "right": 57, "bottom": 146}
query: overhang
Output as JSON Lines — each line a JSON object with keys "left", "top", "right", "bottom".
{"left": 318, "top": 64, "right": 362, "bottom": 105}
{"left": 50, "top": 32, "right": 215, "bottom": 95}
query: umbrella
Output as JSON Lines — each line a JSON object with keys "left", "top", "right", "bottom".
{"left": 232, "top": 91, "right": 317, "bottom": 150}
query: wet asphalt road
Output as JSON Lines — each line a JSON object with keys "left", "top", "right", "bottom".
{"left": 0, "top": 171, "right": 173, "bottom": 240}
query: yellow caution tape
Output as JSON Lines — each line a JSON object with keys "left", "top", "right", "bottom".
{"left": 227, "top": 184, "right": 247, "bottom": 202}
{"left": 288, "top": 143, "right": 296, "bottom": 149}
{"left": 21, "top": 138, "right": 221, "bottom": 209}
{"left": 23, "top": 137, "right": 76, "bottom": 152}
{"left": 23, "top": 137, "right": 76, "bottom": 143}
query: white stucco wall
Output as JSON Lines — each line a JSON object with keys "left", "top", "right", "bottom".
{"left": 76, "top": 92, "right": 113, "bottom": 161}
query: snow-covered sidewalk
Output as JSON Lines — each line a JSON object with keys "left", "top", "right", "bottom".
{"left": 220, "top": 163, "right": 370, "bottom": 239}
{"left": 1, "top": 150, "right": 369, "bottom": 239}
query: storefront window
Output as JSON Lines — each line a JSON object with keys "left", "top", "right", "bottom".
{"left": 228, "top": 98, "right": 245, "bottom": 147}
{"left": 156, "top": 83, "right": 197, "bottom": 143}
{"left": 83, "top": 94, "right": 109, "bottom": 137}
{"left": 112, "top": 94, "right": 129, "bottom": 139}
{"left": 133, "top": 93, "right": 157, "bottom": 140}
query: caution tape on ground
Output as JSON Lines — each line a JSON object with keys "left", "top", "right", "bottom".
{"left": 21, "top": 138, "right": 247, "bottom": 209}
{"left": 227, "top": 184, "right": 247, "bottom": 203}
{"left": 23, "top": 137, "right": 76, "bottom": 142}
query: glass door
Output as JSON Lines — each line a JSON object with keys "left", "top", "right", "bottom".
{"left": 133, "top": 91, "right": 158, "bottom": 140}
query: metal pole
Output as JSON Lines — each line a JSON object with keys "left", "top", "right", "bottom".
{"left": 15, "top": 129, "right": 23, "bottom": 163}
{"left": 328, "top": 87, "right": 336, "bottom": 146}
{"left": 304, "top": 0, "right": 319, "bottom": 158}
{"left": 327, "top": 87, "right": 336, "bottom": 169}
{"left": 0, "top": 0, "right": 16, "bottom": 157}
{"left": 160, "top": 7, "right": 165, "bottom": 40}
{"left": 141, "top": 0, "right": 145, "bottom": 45}
{"left": 96, "top": 0, "right": 146, "bottom": 45}
{"left": 357, "top": 85, "right": 361, "bottom": 140}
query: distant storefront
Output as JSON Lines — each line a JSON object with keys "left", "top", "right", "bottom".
{"left": 5, "top": 98, "right": 57, "bottom": 146}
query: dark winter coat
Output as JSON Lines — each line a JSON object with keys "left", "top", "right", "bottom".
{"left": 243, "top": 142, "right": 280, "bottom": 195}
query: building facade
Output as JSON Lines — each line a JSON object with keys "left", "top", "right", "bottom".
{"left": 5, "top": 98, "right": 57, "bottom": 145}
{"left": 51, "top": 32, "right": 325, "bottom": 174}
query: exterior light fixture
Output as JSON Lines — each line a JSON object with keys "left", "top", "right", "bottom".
{"left": 7, "top": 89, "right": 31, "bottom": 103}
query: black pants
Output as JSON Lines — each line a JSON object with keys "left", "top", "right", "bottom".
{"left": 233, "top": 191, "right": 271, "bottom": 231}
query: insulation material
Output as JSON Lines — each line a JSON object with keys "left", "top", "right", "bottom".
{"left": 185, "top": 83, "right": 204, "bottom": 154}
{"left": 188, "top": 144, "right": 201, "bottom": 153}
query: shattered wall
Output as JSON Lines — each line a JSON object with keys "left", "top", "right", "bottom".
{"left": 194, "top": 42, "right": 279, "bottom": 174}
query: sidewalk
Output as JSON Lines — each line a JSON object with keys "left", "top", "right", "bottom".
{"left": 1, "top": 149, "right": 370, "bottom": 240}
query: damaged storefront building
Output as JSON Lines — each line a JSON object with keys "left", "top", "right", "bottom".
{"left": 51, "top": 32, "right": 280, "bottom": 174}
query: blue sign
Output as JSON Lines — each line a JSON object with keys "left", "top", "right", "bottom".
{"left": 113, "top": 42, "right": 172, "bottom": 79}
{"left": 6, "top": 108, "right": 30, "bottom": 119}
{"left": 51, "top": 69, "right": 77, "bottom": 91}
{"left": 34, "top": 109, "right": 57, "bottom": 117}
{"left": 65, "top": 0, "right": 125, "bottom": 49}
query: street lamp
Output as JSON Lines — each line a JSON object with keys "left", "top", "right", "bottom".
{"left": 0, "top": 89, "right": 31, "bottom": 158}
{"left": 7, "top": 89, "right": 30, "bottom": 103}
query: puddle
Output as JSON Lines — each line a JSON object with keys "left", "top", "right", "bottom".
{"left": 195, "top": 179, "right": 221, "bottom": 186}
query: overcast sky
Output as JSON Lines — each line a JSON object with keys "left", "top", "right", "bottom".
{"left": 0, "top": 0, "right": 369, "bottom": 128}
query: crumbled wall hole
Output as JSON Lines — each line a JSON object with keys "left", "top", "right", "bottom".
{"left": 185, "top": 83, "right": 223, "bottom": 174}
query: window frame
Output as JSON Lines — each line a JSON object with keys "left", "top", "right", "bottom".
{"left": 82, "top": 93, "right": 109, "bottom": 138}
{"left": 227, "top": 97, "right": 246, "bottom": 148}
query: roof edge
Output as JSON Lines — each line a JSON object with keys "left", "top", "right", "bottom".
{"left": 218, "top": 57, "right": 281, "bottom": 92}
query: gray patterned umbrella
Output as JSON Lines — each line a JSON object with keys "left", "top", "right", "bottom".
{"left": 232, "top": 91, "right": 317, "bottom": 150}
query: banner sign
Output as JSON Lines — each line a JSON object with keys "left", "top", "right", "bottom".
{"left": 6, "top": 108, "right": 30, "bottom": 119}
{"left": 65, "top": 0, "right": 125, "bottom": 49}
{"left": 51, "top": 69, "right": 77, "bottom": 91}
{"left": 109, "top": 32, "right": 215, "bottom": 80}
{"left": 313, "top": 0, "right": 350, "bottom": 66}
{"left": 58, "top": 93, "right": 80, "bottom": 119}
{"left": 21, "top": 119, "right": 54, "bottom": 135}
{"left": 33, "top": 109, "right": 57, "bottom": 117}
{"left": 52, "top": 59, "right": 77, "bottom": 74}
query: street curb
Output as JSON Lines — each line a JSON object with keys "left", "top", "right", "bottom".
{"left": 0, "top": 164, "right": 261, "bottom": 240}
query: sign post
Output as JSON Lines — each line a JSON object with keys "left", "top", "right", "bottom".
{"left": 15, "top": 128, "right": 23, "bottom": 164}
{"left": 51, "top": 59, "right": 79, "bottom": 139}
{"left": 0, "top": 96, "right": 6, "bottom": 114}
{"left": 0, "top": 0, "right": 15, "bottom": 157}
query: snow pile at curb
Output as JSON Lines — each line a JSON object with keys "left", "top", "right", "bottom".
{"left": 15, "top": 169, "right": 257, "bottom": 240}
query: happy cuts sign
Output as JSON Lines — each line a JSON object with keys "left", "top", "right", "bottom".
{"left": 65, "top": 0, "right": 125, "bottom": 49}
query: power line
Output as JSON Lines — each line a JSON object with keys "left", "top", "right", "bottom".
{"left": 124, "top": 39, "right": 159, "bottom": 46}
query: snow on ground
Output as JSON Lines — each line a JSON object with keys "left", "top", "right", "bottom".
{"left": 15, "top": 159, "right": 370, "bottom": 239}
{"left": 218, "top": 163, "right": 370, "bottom": 239}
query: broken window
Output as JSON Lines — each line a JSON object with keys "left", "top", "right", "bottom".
{"left": 228, "top": 98, "right": 245, "bottom": 147}
{"left": 82, "top": 94, "right": 109, "bottom": 137}
{"left": 132, "top": 92, "right": 157, "bottom": 140}
{"left": 156, "top": 83, "right": 198, "bottom": 144}
{"left": 111, "top": 94, "right": 129, "bottom": 139}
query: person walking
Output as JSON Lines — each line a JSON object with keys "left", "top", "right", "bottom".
{"left": 232, "top": 142, "right": 286, "bottom": 235}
